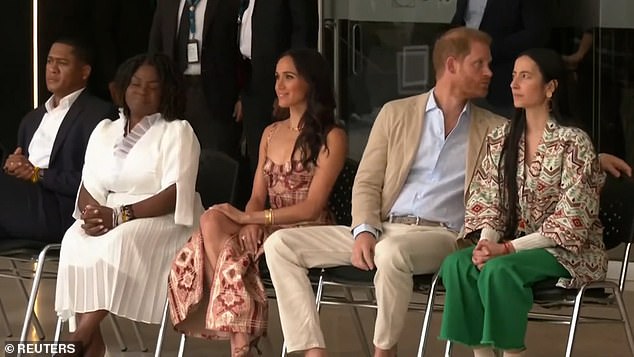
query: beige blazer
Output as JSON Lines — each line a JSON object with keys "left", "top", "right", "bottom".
{"left": 351, "top": 91, "right": 507, "bottom": 230}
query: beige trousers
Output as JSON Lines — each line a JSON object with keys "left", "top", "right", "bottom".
{"left": 263, "top": 222, "right": 459, "bottom": 352}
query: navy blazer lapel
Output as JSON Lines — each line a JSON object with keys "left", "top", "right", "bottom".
{"left": 49, "top": 92, "right": 87, "bottom": 162}
{"left": 202, "top": 0, "right": 220, "bottom": 38}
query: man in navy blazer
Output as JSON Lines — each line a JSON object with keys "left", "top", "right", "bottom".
{"left": 0, "top": 38, "right": 117, "bottom": 242}
{"left": 452, "top": 0, "right": 550, "bottom": 115}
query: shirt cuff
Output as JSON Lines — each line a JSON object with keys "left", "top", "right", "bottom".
{"left": 479, "top": 227, "right": 501, "bottom": 243}
{"left": 511, "top": 232, "right": 556, "bottom": 251}
{"left": 351, "top": 224, "right": 380, "bottom": 240}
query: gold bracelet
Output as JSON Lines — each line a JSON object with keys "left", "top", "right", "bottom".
{"left": 31, "top": 166, "right": 40, "bottom": 184}
{"left": 264, "top": 208, "right": 272, "bottom": 226}
{"left": 270, "top": 208, "right": 275, "bottom": 226}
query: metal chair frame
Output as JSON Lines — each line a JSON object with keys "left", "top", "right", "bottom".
{"left": 154, "top": 149, "right": 240, "bottom": 356}
{"left": 289, "top": 267, "right": 443, "bottom": 357}
{"left": 0, "top": 242, "right": 147, "bottom": 352}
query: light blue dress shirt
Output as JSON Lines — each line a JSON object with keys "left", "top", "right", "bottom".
{"left": 464, "top": 0, "right": 489, "bottom": 29}
{"left": 353, "top": 91, "right": 470, "bottom": 239}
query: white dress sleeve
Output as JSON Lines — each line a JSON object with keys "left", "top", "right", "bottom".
{"left": 159, "top": 120, "right": 201, "bottom": 226}
{"left": 72, "top": 119, "right": 112, "bottom": 219}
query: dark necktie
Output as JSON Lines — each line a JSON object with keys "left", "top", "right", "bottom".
{"left": 176, "top": 1, "right": 190, "bottom": 72}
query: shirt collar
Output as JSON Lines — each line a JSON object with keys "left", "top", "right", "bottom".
{"left": 425, "top": 88, "right": 471, "bottom": 122}
{"left": 45, "top": 88, "right": 85, "bottom": 113}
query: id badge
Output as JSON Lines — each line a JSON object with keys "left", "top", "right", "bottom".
{"left": 187, "top": 39, "right": 200, "bottom": 63}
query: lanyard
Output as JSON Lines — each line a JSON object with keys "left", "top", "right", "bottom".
{"left": 186, "top": 0, "right": 201, "bottom": 38}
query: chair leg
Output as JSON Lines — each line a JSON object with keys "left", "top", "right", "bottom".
{"left": 343, "top": 286, "right": 372, "bottom": 357}
{"left": 108, "top": 314, "right": 128, "bottom": 352}
{"left": 177, "top": 333, "right": 186, "bottom": 357}
{"left": 564, "top": 286, "right": 587, "bottom": 357}
{"left": 444, "top": 340, "right": 452, "bottom": 357}
{"left": 19, "top": 245, "right": 56, "bottom": 343}
{"left": 0, "top": 298, "right": 13, "bottom": 337}
{"left": 314, "top": 271, "right": 325, "bottom": 313}
{"left": 154, "top": 298, "right": 170, "bottom": 357}
{"left": 54, "top": 317, "right": 63, "bottom": 343}
{"left": 132, "top": 321, "right": 148, "bottom": 352}
{"left": 367, "top": 289, "right": 377, "bottom": 321}
{"left": 16, "top": 279, "right": 45, "bottom": 340}
{"left": 417, "top": 273, "right": 440, "bottom": 357}
{"left": 613, "top": 288, "right": 634, "bottom": 356}
{"left": 10, "top": 260, "right": 46, "bottom": 340}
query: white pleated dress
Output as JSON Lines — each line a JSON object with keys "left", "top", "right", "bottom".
{"left": 55, "top": 113, "right": 202, "bottom": 325}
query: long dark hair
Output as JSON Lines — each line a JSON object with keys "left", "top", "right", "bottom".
{"left": 273, "top": 48, "right": 339, "bottom": 166}
{"left": 113, "top": 53, "right": 185, "bottom": 121}
{"left": 499, "top": 48, "right": 577, "bottom": 239}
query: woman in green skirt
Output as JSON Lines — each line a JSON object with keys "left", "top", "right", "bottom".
{"left": 439, "top": 48, "right": 608, "bottom": 357}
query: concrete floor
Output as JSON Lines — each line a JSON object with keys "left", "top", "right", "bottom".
{"left": 1, "top": 261, "right": 633, "bottom": 357}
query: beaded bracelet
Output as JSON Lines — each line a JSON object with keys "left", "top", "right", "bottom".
{"left": 502, "top": 241, "right": 515, "bottom": 255}
{"left": 112, "top": 206, "right": 121, "bottom": 228}
{"left": 112, "top": 205, "right": 136, "bottom": 228}
{"left": 121, "top": 204, "right": 136, "bottom": 223}
{"left": 30, "top": 166, "right": 40, "bottom": 184}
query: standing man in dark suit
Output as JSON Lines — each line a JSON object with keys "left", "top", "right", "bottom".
{"left": 91, "top": 0, "right": 156, "bottom": 102}
{"left": 452, "top": 0, "right": 550, "bottom": 116}
{"left": 0, "top": 38, "right": 117, "bottom": 242}
{"left": 238, "top": 0, "right": 318, "bottom": 172}
{"left": 149, "top": 0, "right": 242, "bottom": 155}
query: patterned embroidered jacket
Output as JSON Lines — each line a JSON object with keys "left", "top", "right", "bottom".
{"left": 464, "top": 119, "right": 607, "bottom": 288}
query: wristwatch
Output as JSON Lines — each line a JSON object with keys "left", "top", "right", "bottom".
{"left": 38, "top": 168, "right": 45, "bottom": 181}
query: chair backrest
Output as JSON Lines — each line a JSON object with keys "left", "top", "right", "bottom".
{"left": 327, "top": 158, "right": 359, "bottom": 226}
{"left": 600, "top": 175, "right": 634, "bottom": 249}
{"left": 196, "top": 149, "right": 240, "bottom": 207}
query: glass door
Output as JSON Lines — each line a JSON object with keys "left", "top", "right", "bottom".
{"left": 323, "top": 0, "right": 455, "bottom": 160}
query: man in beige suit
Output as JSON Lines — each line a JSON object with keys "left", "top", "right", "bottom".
{"left": 264, "top": 23, "right": 633, "bottom": 356}
{"left": 263, "top": 27, "right": 504, "bottom": 357}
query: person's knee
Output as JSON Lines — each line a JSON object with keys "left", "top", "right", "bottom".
{"left": 374, "top": 239, "right": 409, "bottom": 271}
{"left": 263, "top": 229, "right": 298, "bottom": 263}
{"left": 479, "top": 256, "right": 514, "bottom": 284}
{"left": 263, "top": 229, "right": 284, "bottom": 256}
{"left": 199, "top": 209, "right": 226, "bottom": 238}
{"left": 440, "top": 248, "right": 474, "bottom": 276}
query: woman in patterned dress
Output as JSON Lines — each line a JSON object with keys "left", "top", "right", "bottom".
{"left": 168, "top": 48, "right": 347, "bottom": 356}
{"left": 439, "top": 48, "right": 607, "bottom": 357}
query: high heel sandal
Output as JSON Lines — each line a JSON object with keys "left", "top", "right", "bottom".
{"left": 232, "top": 338, "right": 262, "bottom": 357}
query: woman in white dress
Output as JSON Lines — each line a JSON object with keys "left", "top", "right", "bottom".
{"left": 54, "top": 53, "right": 201, "bottom": 356}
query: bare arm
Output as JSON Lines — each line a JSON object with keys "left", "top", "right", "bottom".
{"left": 214, "top": 127, "right": 347, "bottom": 225}
{"left": 255, "top": 127, "right": 347, "bottom": 224}
{"left": 78, "top": 184, "right": 100, "bottom": 209}
{"left": 129, "top": 184, "right": 176, "bottom": 218}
